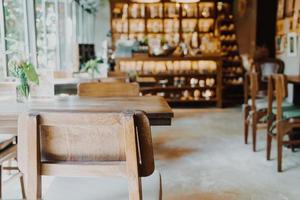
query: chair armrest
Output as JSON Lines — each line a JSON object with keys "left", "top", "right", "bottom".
{"left": 134, "top": 111, "right": 155, "bottom": 177}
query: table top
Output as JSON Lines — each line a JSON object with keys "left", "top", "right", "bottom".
{"left": 0, "top": 96, "right": 173, "bottom": 126}
{"left": 286, "top": 75, "right": 300, "bottom": 84}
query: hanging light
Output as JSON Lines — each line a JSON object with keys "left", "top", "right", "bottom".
{"left": 171, "top": 0, "right": 200, "bottom": 3}
{"left": 131, "top": 0, "right": 161, "bottom": 3}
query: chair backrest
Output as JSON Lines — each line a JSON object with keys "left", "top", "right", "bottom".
{"left": 20, "top": 111, "right": 154, "bottom": 177}
{"left": 78, "top": 82, "right": 140, "bottom": 97}
{"left": 39, "top": 112, "right": 127, "bottom": 162}
{"left": 244, "top": 58, "right": 285, "bottom": 106}
{"left": 254, "top": 58, "right": 284, "bottom": 85}
{"left": 108, "top": 71, "right": 127, "bottom": 78}
{"left": 267, "top": 74, "right": 288, "bottom": 121}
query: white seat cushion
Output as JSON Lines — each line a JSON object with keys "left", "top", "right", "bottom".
{"left": 44, "top": 170, "right": 161, "bottom": 200}
{"left": 248, "top": 98, "right": 268, "bottom": 110}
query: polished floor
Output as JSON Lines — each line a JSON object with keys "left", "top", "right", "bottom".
{"left": 4, "top": 108, "right": 300, "bottom": 199}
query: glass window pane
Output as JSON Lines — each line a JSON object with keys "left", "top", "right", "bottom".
{"left": 58, "top": 0, "right": 66, "bottom": 69}
{"left": 0, "top": 12, "right": 4, "bottom": 79}
{"left": 3, "top": 0, "right": 26, "bottom": 68}
{"left": 35, "top": 0, "right": 46, "bottom": 68}
{"left": 46, "top": 1, "right": 58, "bottom": 69}
{"left": 35, "top": 0, "right": 58, "bottom": 69}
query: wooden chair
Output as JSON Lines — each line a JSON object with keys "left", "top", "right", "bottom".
{"left": 0, "top": 115, "right": 25, "bottom": 199}
{"left": 0, "top": 84, "right": 25, "bottom": 198}
{"left": 108, "top": 71, "right": 127, "bottom": 82}
{"left": 19, "top": 111, "right": 160, "bottom": 199}
{"left": 266, "top": 75, "right": 300, "bottom": 172}
{"left": 78, "top": 82, "right": 140, "bottom": 97}
{"left": 243, "top": 58, "right": 284, "bottom": 151}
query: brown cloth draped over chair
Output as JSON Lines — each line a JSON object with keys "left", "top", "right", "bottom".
{"left": 244, "top": 58, "right": 284, "bottom": 151}
{"left": 19, "top": 110, "right": 158, "bottom": 200}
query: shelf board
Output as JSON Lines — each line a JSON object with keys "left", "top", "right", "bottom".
{"left": 141, "top": 86, "right": 216, "bottom": 91}
{"left": 139, "top": 73, "right": 217, "bottom": 77}
{"left": 166, "top": 98, "right": 217, "bottom": 103}
{"left": 117, "top": 55, "right": 222, "bottom": 61}
{"left": 224, "top": 83, "right": 244, "bottom": 87}
{"left": 223, "top": 74, "right": 244, "bottom": 78}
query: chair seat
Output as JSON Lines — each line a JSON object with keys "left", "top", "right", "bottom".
{"left": 280, "top": 106, "right": 300, "bottom": 119}
{"left": 272, "top": 105, "right": 300, "bottom": 119}
{"left": 269, "top": 105, "right": 300, "bottom": 135}
{"left": 44, "top": 170, "right": 161, "bottom": 200}
{"left": 0, "top": 134, "right": 16, "bottom": 151}
{"left": 248, "top": 99, "right": 292, "bottom": 111}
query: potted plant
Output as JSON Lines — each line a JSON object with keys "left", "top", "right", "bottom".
{"left": 9, "top": 60, "right": 39, "bottom": 102}
{"left": 80, "top": 58, "right": 103, "bottom": 80}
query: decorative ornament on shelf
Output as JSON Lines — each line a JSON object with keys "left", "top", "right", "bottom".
{"left": 9, "top": 60, "right": 39, "bottom": 103}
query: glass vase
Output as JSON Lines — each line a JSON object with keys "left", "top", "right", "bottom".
{"left": 16, "top": 84, "right": 29, "bottom": 103}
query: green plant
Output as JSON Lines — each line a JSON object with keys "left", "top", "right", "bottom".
{"left": 9, "top": 60, "right": 39, "bottom": 98}
{"left": 81, "top": 58, "right": 103, "bottom": 79}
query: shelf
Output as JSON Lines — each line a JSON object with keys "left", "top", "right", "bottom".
{"left": 117, "top": 55, "right": 222, "bottom": 61}
{"left": 223, "top": 74, "right": 244, "bottom": 78}
{"left": 139, "top": 73, "right": 217, "bottom": 77}
{"left": 166, "top": 98, "right": 217, "bottom": 103}
{"left": 141, "top": 86, "right": 216, "bottom": 91}
{"left": 224, "top": 83, "right": 244, "bottom": 86}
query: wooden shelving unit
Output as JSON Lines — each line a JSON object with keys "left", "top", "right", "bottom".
{"left": 116, "top": 55, "right": 223, "bottom": 107}
{"left": 110, "top": 0, "right": 244, "bottom": 107}
{"left": 110, "top": 0, "right": 219, "bottom": 54}
{"left": 217, "top": 1, "right": 244, "bottom": 103}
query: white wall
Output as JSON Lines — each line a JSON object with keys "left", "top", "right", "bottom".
{"left": 276, "top": 0, "right": 300, "bottom": 101}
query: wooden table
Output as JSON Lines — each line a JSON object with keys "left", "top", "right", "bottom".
{"left": 54, "top": 77, "right": 126, "bottom": 95}
{"left": 0, "top": 96, "right": 173, "bottom": 126}
{"left": 287, "top": 75, "right": 300, "bottom": 84}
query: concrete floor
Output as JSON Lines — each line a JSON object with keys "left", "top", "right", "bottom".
{"left": 3, "top": 108, "right": 300, "bottom": 199}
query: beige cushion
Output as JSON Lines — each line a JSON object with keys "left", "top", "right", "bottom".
{"left": 44, "top": 170, "right": 162, "bottom": 200}
{"left": 0, "top": 134, "right": 16, "bottom": 150}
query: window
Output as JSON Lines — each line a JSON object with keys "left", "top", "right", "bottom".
{"left": 3, "top": 0, "right": 26, "bottom": 75}
{"left": 0, "top": 0, "right": 97, "bottom": 78}
{"left": 35, "top": 0, "right": 59, "bottom": 69}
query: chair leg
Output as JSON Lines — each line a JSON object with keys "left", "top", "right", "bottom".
{"left": 0, "top": 165, "right": 2, "bottom": 199}
{"left": 19, "top": 172, "right": 26, "bottom": 199}
{"left": 252, "top": 113, "right": 257, "bottom": 152}
{"left": 277, "top": 133, "right": 283, "bottom": 172}
{"left": 244, "top": 120, "right": 249, "bottom": 144}
{"left": 266, "top": 134, "right": 272, "bottom": 160}
{"left": 244, "top": 107, "right": 249, "bottom": 144}
{"left": 288, "top": 134, "right": 296, "bottom": 152}
{"left": 128, "top": 176, "right": 142, "bottom": 200}
{"left": 25, "top": 174, "right": 41, "bottom": 200}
